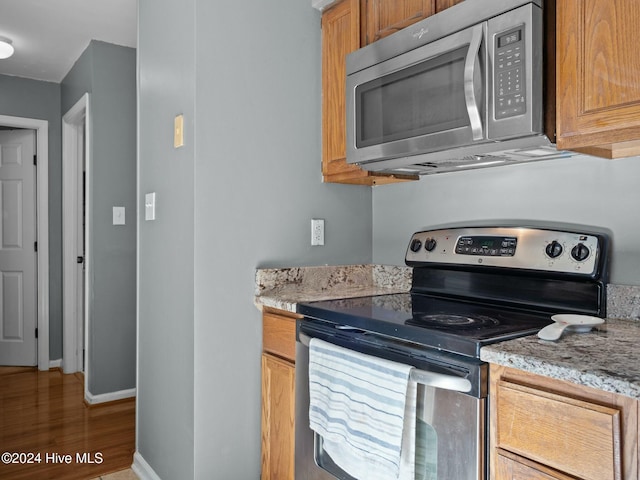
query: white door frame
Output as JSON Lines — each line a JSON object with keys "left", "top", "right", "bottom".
{"left": 0, "top": 114, "right": 49, "bottom": 371}
{"left": 62, "top": 94, "right": 90, "bottom": 380}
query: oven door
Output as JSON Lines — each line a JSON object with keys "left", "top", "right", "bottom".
{"left": 295, "top": 319, "right": 486, "bottom": 480}
{"left": 346, "top": 23, "right": 487, "bottom": 167}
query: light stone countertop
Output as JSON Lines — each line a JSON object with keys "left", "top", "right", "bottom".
{"left": 254, "top": 264, "right": 412, "bottom": 312}
{"left": 481, "top": 284, "right": 640, "bottom": 399}
{"left": 480, "top": 317, "right": 640, "bottom": 399}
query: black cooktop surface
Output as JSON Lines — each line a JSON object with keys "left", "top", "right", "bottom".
{"left": 297, "top": 293, "right": 555, "bottom": 357}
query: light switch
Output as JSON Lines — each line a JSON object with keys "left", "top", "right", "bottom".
{"left": 113, "top": 206, "right": 125, "bottom": 225}
{"left": 174, "top": 114, "right": 184, "bottom": 148}
{"left": 145, "top": 192, "right": 156, "bottom": 221}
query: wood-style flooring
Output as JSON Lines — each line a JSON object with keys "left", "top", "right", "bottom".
{"left": 0, "top": 367, "right": 135, "bottom": 480}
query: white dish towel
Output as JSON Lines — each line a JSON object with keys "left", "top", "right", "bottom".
{"left": 308, "top": 338, "right": 417, "bottom": 480}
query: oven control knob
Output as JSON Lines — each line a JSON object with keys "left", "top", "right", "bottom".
{"left": 571, "top": 243, "right": 590, "bottom": 262}
{"left": 409, "top": 238, "right": 422, "bottom": 252}
{"left": 545, "top": 240, "right": 563, "bottom": 259}
{"left": 425, "top": 238, "right": 437, "bottom": 252}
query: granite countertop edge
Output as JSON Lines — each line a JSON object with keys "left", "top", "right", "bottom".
{"left": 254, "top": 264, "right": 412, "bottom": 312}
{"left": 480, "top": 317, "right": 640, "bottom": 399}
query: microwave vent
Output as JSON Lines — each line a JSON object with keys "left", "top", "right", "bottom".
{"left": 414, "top": 154, "right": 510, "bottom": 170}
{"left": 383, "top": 149, "right": 573, "bottom": 175}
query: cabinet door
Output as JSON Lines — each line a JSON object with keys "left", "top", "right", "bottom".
{"left": 321, "top": 0, "right": 365, "bottom": 182}
{"left": 321, "top": 0, "right": 418, "bottom": 185}
{"left": 490, "top": 364, "right": 638, "bottom": 480}
{"left": 362, "top": 0, "right": 435, "bottom": 44}
{"left": 556, "top": 0, "right": 640, "bottom": 157}
{"left": 495, "top": 379, "right": 621, "bottom": 480}
{"left": 261, "top": 353, "right": 295, "bottom": 480}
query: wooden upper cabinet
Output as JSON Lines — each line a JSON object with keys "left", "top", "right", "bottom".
{"left": 434, "top": 0, "right": 464, "bottom": 14}
{"left": 361, "top": 0, "right": 435, "bottom": 44}
{"left": 321, "top": 0, "right": 418, "bottom": 185}
{"left": 321, "top": 0, "right": 362, "bottom": 183}
{"left": 556, "top": 0, "right": 640, "bottom": 158}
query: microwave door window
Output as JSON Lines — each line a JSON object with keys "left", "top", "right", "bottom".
{"left": 357, "top": 46, "right": 471, "bottom": 148}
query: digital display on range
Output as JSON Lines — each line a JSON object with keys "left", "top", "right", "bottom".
{"left": 455, "top": 236, "right": 517, "bottom": 257}
{"left": 480, "top": 239, "right": 498, "bottom": 248}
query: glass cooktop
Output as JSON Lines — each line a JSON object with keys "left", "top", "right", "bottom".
{"left": 297, "top": 293, "right": 555, "bottom": 358}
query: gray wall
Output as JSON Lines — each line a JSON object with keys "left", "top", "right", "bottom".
{"left": 372, "top": 154, "right": 640, "bottom": 285}
{"left": 137, "top": 0, "right": 196, "bottom": 475}
{"left": 137, "top": 0, "right": 372, "bottom": 478}
{"left": 62, "top": 41, "right": 137, "bottom": 395}
{"left": 0, "top": 74, "right": 63, "bottom": 359}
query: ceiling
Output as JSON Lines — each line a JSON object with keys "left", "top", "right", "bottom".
{"left": 0, "top": 0, "right": 137, "bottom": 83}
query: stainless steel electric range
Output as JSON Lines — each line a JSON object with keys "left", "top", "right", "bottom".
{"left": 294, "top": 226, "right": 609, "bottom": 480}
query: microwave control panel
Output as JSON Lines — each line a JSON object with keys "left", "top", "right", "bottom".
{"left": 494, "top": 26, "right": 526, "bottom": 119}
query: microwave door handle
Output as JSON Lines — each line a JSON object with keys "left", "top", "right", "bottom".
{"left": 464, "top": 25, "right": 484, "bottom": 141}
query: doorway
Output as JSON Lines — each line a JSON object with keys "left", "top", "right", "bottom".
{"left": 62, "top": 94, "right": 90, "bottom": 387}
{"left": 0, "top": 115, "right": 50, "bottom": 371}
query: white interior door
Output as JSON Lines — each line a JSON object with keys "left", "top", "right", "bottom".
{"left": 62, "top": 94, "right": 89, "bottom": 375}
{"left": 76, "top": 131, "right": 85, "bottom": 371}
{"left": 0, "top": 129, "right": 37, "bottom": 366}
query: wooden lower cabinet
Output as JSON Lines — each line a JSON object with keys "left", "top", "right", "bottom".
{"left": 489, "top": 364, "right": 638, "bottom": 480}
{"left": 261, "top": 309, "right": 300, "bottom": 480}
{"left": 496, "top": 451, "right": 577, "bottom": 480}
{"left": 261, "top": 353, "right": 295, "bottom": 480}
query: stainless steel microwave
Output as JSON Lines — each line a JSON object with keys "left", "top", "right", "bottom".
{"left": 346, "top": 0, "right": 569, "bottom": 175}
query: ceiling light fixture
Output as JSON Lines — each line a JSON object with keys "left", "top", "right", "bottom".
{"left": 0, "top": 36, "right": 15, "bottom": 59}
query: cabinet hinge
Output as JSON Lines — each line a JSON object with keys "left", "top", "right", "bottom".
{"left": 35, "top": 327, "right": 38, "bottom": 339}
{"left": 34, "top": 241, "right": 38, "bottom": 252}
{"left": 33, "top": 154, "right": 37, "bottom": 166}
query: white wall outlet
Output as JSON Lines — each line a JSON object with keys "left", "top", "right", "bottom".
{"left": 311, "top": 218, "right": 324, "bottom": 246}
{"left": 113, "top": 206, "right": 125, "bottom": 225}
{"left": 145, "top": 192, "right": 156, "bottom": 221}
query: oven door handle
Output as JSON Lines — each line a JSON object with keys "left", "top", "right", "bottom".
{"left": 409, "top": 369, "right": 472, "bottom": 393}
{"left": 299, "top": 332, "right": 472, "bottom": 393}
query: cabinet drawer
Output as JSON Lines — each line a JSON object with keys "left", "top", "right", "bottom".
{"left": 496, "top": 380, "right": 621, "bottom": 480}
{"left": 496, "top": 452, "right": 575, "bottom": 480}
{"left": 263, "top": 311, "right": 297, "bottom": 362}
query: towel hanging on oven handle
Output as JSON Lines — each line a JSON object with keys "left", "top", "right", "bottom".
{"left": 299, "top": 332, "right": 472, "bottom": 393}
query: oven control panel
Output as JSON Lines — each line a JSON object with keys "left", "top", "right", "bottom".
{"left": 455, "top": 235, "right": 517, "bottom": 257}
{"left": 406, "top": 226, "right": 606, "bottom": 276}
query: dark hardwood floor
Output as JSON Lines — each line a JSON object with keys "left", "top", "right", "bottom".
{"left": 0, "top": 367, "right": 135, "bottom": 479}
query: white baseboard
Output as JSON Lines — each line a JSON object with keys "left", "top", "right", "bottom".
{"left": 84, "top": 387, "right": 136, "bottom": 405}
{"left": 132, "top": 452, "right": 162, "bottom": 480}
{"left": 49, "top": 358, "right": 62, "bottom": 369}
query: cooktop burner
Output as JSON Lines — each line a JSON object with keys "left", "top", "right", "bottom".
{"left": 410, "top": 313, "right": 500, "bottom": 329}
